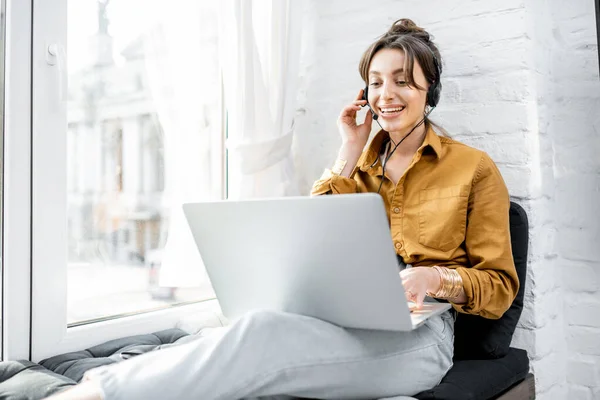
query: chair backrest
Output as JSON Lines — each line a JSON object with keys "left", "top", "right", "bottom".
{"left": 453, "top": 201, "right": 529, "bottom": 360}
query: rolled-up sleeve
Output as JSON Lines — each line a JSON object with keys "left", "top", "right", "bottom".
{"left": 310, "top": 169, "right": 359, "bottom": 196}
{"left": 453, "top": 153, "right": 520, "bottom": 319}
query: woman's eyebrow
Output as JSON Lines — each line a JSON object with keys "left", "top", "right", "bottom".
{"left": 369, "top": 68, "right": 405, "bottom": 76}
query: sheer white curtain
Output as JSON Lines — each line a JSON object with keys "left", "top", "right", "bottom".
{"left": 148, "top": 0, "right": 304, "bottom": 287}
{"left": 143, "top": 0, "right": 220, "bottom": 287}
{"left": 221, "top": 0, "right": 303, "bottom": 199}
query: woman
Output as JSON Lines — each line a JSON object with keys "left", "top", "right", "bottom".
{"left": 49, "top": 18, "right": 518, "bottom": 400}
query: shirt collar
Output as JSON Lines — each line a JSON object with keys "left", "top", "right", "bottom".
{"left": 424, "top": 125, "right": 443, "bottom": 159}
{"left": 359, "top": 124, "right": 443, "bottom": 174}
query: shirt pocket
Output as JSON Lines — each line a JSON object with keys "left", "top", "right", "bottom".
{"left": 418, "top": 185, "right": 469, "bottom": 251}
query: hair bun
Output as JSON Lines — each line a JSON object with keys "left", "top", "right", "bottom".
{"left": 386, "top": 18, "right": 431, "bottom": 42}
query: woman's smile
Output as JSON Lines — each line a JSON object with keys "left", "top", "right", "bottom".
{"left": 379, "top": 105, "right": 406, "bottom": 119}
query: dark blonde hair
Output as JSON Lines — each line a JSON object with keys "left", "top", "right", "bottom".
{"left": 359, "top": 19, "right": 448, "bottom": 134}
{"left": 359, "top": 18, "right": 442, "bottom": 95}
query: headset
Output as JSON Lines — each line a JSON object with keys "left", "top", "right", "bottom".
{"left": 361, "top": 49, "right": 442, "bottom": 194}
{"left": 362, "top": 52, "right": 441, "bottom": 114}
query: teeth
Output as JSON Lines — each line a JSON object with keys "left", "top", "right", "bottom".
{"left": 381, "top": 107, "right": 405, "bottom": 113}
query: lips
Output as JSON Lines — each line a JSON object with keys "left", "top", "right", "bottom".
{"left": 379, "top": 106, "right": 405, "bottom": 118}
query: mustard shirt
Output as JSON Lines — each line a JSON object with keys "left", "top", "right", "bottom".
{"left": 311, "top": 126, "right": 519, "bottom": 319}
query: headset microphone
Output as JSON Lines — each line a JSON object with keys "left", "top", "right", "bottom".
{"left": 370, "top": 107, "right": 379, "bottom": 120}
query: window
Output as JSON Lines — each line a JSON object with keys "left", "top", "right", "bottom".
{"left": 65, "top": 0, "right": 223, "bottom": 324}
{"left": 31, "top": 0, "right": 224, "bottom": 360}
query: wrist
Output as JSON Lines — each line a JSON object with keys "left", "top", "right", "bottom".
{"left": 333, "top": 143, "right": 363, "bottom": 177}
{"left": 428, "top": 266, "right": 443, "bottom": 294}
{"left": 427, "top": 266, "right": 463, "bottom": 299}
{"left": 338, "top": 143, "right": 363, "bottom": 162}
{"left": 340, "top": 139, "right": 366, "bottom": 152}
{"left": 331, "top": 158, "right": 347, "bottom": 175}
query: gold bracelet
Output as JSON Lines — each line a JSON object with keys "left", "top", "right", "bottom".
{"left": 449, "top": 269, "right": 463, "bottom": 299}
{"left": 331, "top": 158, "right": 347, "bottom": 175}
{"left": 448, "top": 269, "right": 463, "bottom": 299}
{"left": 427, "top": 266, "right": 443, "bottom": 297}
{"left": 440, "top": 267, "right": 454, "bottom": 298}
{"left": 427, "top": 266, "right": 463, "bottom": 299}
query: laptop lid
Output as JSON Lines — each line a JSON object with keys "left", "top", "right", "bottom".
{"left": 183, "top": 193, "right": 421, "bottom": 331}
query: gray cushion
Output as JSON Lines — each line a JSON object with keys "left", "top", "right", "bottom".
{"left": 0, "top": 360, "right": 75, "bottom": 400}
{"left": 39, "top": 328, "right": 189, "bottom": 382}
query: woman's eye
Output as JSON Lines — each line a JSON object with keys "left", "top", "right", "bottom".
{"left": 397, "top": 80, "right": 407, "bottom": 86}
{"left": 369, "top": 82, "right": 381, "bottom": 87}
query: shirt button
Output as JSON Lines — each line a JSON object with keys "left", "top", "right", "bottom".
{"left": 393, "top": 207, "right": 401, "bottom": 214}
{"left": 395, "top": 241, "right": 403, "bottom": 250}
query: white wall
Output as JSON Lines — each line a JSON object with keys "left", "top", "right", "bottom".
{"left": 293, "top": 1, "right": 600, "bottom": 398}
{"left": 525, "top": 0, "right": 600, "bottom": 398}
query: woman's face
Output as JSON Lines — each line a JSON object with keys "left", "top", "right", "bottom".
{"left": 367, "top": 48, "right": 429, "bottom": 136}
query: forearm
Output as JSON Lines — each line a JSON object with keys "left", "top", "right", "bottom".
{"left": 336, "top": 141, "right": 364, "bottom": 177}
{"left": 453, "top": 266, "right": 518, "bottom": 319}
{"left": 311, "top": 142, "right": 365, "bottom": 196}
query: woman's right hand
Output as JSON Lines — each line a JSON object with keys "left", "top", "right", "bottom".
{"left": 337, "top": 88, "right": 373, "bottom": 149}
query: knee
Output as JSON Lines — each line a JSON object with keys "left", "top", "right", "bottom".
{"left": 235, "top": 309, "right": 291, "bottom": 335}
{"left": 239, "top": 309, "right": 287, "bottom": 325}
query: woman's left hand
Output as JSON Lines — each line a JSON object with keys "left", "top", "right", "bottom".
{"left": 399, "top": 267, "right": 440, "bottom": 309}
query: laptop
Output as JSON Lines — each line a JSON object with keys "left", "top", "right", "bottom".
{"left": 182, "top": 193, "right": 450, "bottom": 331}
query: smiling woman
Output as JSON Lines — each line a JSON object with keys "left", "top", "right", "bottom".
{"left": 0, "top": 0, "right": 598, "bottom": 397}
{"left": 313, "top": 18, "right": 517, "bottom": 318}
{"left": 45, "top": 17, "right": 519, "bottom": 400}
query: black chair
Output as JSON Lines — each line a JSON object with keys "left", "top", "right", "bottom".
{"left": 416, "top": 201, "right": 535, "bottom": 400}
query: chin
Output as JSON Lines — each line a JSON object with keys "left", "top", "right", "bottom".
{"left": 381, "top": 120, "right": 411, "bottom": 134}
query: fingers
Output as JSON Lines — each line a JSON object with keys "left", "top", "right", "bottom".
{"left": 341, "top": 89, "right": 368, "bottom": 117}
{"left": 355, "top": 88, "right": 365, "bottom": 101}
{"left": 339, "top": 101, "right": 368, "bottom": 121}
{"left": 362, "top": 105, "right": 373, "bottom": 127}
{"left": 404, "top": 288, "right": 424, "bottom": 310}
{"left": 400, "top": 268, "right": 426, "bottom": 309}
{"left": 355, "top": 87, "right": 368, "bottom": 108}
{"left": 342, "top": 100, "right": 367, "bottom": 112}
{"left": 339, "top": 104, "right": 360, "bottom": 121}
{"left": 415, "top": 291, "right": 425, "bottom": 309}
{"left": 338, "top": 91, "right": 370, "bottom": 132}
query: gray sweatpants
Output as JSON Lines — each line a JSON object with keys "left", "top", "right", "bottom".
{"left": 85, "top": 309, "right": 454, "bottom": 400}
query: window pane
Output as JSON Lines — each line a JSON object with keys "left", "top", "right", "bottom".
{"left": 67, "top": 0, "right": 220, "bottom": 325}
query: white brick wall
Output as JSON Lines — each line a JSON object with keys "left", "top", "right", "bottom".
{"left": 293, "top": 0, "right": 600, "bottom": 398}
{"left": 523, "top": 0, "right": 600, "bottom": 398}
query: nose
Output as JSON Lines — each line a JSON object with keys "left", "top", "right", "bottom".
{"left": 381, "top": 80, "right": 394, "bottom": 101}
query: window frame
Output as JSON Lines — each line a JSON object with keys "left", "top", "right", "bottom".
{"left": 29, "top": 0, "right": 225, "bottom": 362}
{"left": 2, "top": 0, "right": 34, "bottom": 362}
